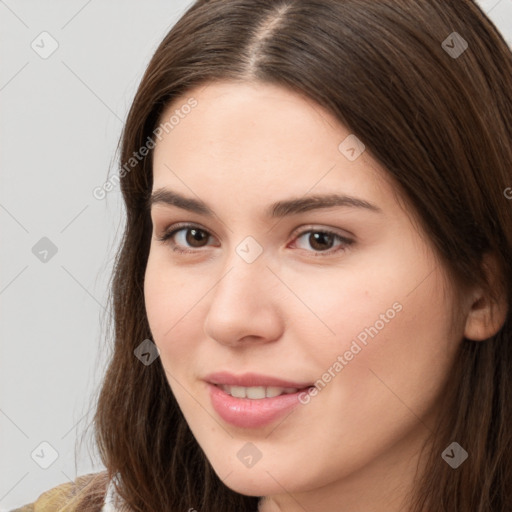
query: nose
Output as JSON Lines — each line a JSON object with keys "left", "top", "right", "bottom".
{"left": 203, "top": 253, "right": 285, "bottom": 347}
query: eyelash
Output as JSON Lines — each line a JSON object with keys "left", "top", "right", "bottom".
{"left": 155, "top": 222, "right": 354, "bottom": 257}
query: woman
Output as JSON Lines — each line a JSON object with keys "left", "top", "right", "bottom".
{"left": 15, "top": 0, "right": 512, "bottom": 510}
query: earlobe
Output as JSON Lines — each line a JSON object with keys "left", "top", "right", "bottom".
{"left": 463, "top": 253, "right": 508, "bottom": 341}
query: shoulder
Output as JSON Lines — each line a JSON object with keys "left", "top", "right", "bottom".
{"left": 11, "top": 471, "right": 110, "bottom": 512}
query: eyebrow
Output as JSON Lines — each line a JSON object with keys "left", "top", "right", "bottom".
{"left": 149, "top": 188, "right": 382, "bottom": 217}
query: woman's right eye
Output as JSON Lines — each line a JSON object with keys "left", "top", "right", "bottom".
{"left": 156, "top": 224, "right": 217, "bottom": 254}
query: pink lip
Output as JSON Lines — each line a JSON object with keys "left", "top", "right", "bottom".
{"left": 204, "top": 372, "right": 314, "bottom": 429}
{"left": 207, "top": 383, "right": 310, "bottom": 428}
{"left": 203, "top": 371, "right": 312, "bottom": 389}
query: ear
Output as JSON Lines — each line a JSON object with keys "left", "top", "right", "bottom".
{"left": 463, "top": 252, "right": 508, "bottom": 341}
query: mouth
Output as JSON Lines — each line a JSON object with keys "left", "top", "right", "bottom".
{"left": 206, "top": 381, "right": 315, "bottom": 429}
{"left": 212, "top": 383, "right": 311, "bottom": 399}
{"left": 203, "top": 370, "right": 313, "bottom": 390}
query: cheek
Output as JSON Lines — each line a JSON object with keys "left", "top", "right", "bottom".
{"left": 144, "top": 272, "right": 213, "bottom": 426}
{"left": 290, "top": 254, "right": 460, "bottom": 416}
{"left": 144, "top": 253, "right": 207, "bottom": 368}
{"left": 320, "top": 276, "right": 459, "bottom": 434}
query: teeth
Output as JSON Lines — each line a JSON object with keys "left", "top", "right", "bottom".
{"left": 219, "top": 385, "right": 299, "bottom": 399}
{"left": 246, "top": 386, "right": 266, "bottom": 399}
{"left": 264, "top": 386, "right": 285, "bottom": 398}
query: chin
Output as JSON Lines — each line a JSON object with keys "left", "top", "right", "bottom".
{"left": 218, "top": 470, "right": 285, "bottom": 497}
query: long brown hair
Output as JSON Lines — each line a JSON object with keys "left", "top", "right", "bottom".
{"left": 80, "top": 1, "right": 512, "bottom": 510}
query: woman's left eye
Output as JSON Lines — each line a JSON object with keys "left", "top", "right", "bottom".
{"left": 156, "top": 224, "right": 353, "bottom": 256}
{"left": 292, "top": 229, "right": 353, "bottom": 255}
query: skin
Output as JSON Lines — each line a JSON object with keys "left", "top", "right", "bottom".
{"left": 144, "top": 81, "right": 501, "bottom": 512}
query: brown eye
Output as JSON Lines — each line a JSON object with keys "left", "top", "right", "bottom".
{"left": 308, "top": 232, "right": 335, "bottom": 251}
{"left": 156, "top": 224, "right": 216, "bottom": 254}
{"left": 185, "top": 228, "right": 209, "bottom": 247}
{"left": 293, "top": 228, "right": 353, "bottom": 256}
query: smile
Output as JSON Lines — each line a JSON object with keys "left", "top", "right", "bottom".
{"left": 207, "top": 382, "right": 313, "bottom": 428}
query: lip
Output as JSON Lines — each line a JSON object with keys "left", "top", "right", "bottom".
{"left": 204, "top": 372, "right": 314, "bottom": 429}
{"left": 203, "top": 371, "right": 313, "bottom": 389}
{"left": 207, "top": 383, "right": 312, "bottom": 428}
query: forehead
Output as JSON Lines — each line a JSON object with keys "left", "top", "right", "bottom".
{"left": 155, "top": 81, "right": 341, "bottom": 157}
{"left": 151, "top": 80, "right": 392, "bottom": 212}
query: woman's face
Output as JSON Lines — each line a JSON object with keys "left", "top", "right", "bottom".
{"left": 145, "top": 81, "right": 467, "bottom": 509}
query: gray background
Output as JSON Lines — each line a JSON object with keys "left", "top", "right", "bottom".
{"left": 1, "top": 0, "right": 511, "bottom": 509}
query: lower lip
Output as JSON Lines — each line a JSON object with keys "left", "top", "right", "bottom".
{"left": 207, "top": 382, "right": 310, "bottom": 429}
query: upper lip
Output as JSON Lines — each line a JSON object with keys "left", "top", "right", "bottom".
{"left": 204, "top": 371, "right": 313, "bottom": 389}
